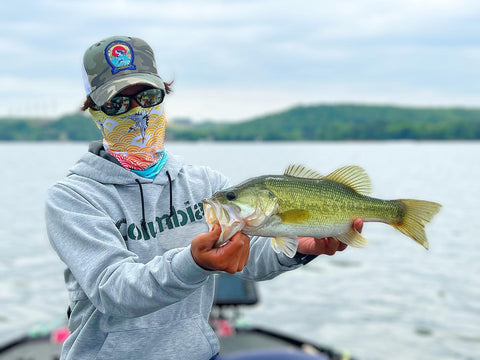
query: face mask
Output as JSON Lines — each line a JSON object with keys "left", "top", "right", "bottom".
{"left": 90, "top": 103, "right": 167, "bottom": 170}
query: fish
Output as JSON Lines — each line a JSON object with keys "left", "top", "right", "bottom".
{"left": 123, "top": 109, "right": 149, "bottom": 143}
{"left": 203, "top": 164, "right": 441, "bottom": 258}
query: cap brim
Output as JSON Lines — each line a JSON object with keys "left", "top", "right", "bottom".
{"left": 89, "top": 73, "right": 165, "bottom": 106}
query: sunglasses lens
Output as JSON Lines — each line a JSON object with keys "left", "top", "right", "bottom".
{"left": 102, "top": 97, "right": 131, "bottom": 116}
{"left": 136, "top": 89, "right": 165, "bottom": 108}
{"left": 93, "top": 88, "right": 165, "bottom": 116}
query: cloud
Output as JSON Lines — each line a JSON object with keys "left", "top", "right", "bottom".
{"left": 1, "top": 0, "right": 480, "bottom": 120}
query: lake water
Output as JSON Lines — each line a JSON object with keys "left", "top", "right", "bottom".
{"left": 0, "top": 141, "right": 479, "bottom": 360}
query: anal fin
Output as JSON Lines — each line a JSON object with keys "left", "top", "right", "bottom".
{"left": 335, "top": 227, "right": 368, "bottom": 247}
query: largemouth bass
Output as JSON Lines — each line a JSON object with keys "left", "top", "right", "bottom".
{"left": 203, "top": 164, "right": 441, "bottom": 258}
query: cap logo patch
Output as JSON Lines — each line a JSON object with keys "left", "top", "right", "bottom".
{"left": 105, "top": 40, "right": 136, "bottom": 74}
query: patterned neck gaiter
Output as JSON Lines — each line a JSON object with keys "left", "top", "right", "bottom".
{"left": 90, "top": 103, "right": 167, "bottom": 170}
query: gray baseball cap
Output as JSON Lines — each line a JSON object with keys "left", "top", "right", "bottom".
{"left": 82, "top": 36, "right": 165, "bottom": 106}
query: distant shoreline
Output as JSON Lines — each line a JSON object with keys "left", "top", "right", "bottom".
{"left": 1, "top": 104, "right": 479, "bottom": 141}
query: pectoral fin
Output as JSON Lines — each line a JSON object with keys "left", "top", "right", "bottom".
{"left": 279, "top": 209, "right": 310, "bottom": 224}
{"left": 335, "top": 227, "right": 368, "bottom": 247}
{"left": 270, "top": 237, "right": 298, "bottom": 258}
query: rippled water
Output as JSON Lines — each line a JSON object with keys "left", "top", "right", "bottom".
{"left": 0, "top": 141, "right": 478, "bottom": 360}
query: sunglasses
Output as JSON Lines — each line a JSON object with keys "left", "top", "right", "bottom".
{"left": 90, "top": 88, "right": 165, "bottom": 116}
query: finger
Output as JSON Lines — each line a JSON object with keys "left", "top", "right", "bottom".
{"left": 324, "top": 238, "right": 340, "bottom": 256}
{"left": 302, "top": 237, "right": 327, "bottom": 255}
{"left": 239, "top": 234, "right": 251, "bottom": 270}
{"left": 215, "top": 232, "right": 246, "bottom": 273}
{"left": 312, "top": 238, "right": 327, "bottom": 254}
{"left": 228, "top": 232, "right": 250, "bottom": 271}
{"left": 337, "top": 241, "right": 348, "bottom": 251}
{"left": 220, "top": 232, "right": 244, "bottom": 254}
{"left": 192, "top": 225, "right": 222, "bottom": 252}
{"left": 353, "top": 218, "right": 363, "bottom": 233}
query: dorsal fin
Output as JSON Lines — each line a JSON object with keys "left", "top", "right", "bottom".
{"left": 324, "top": 165, "right": 372, "bottom": 194}
{"left": 284, "top": 164, "right": 323, "bottom": 179}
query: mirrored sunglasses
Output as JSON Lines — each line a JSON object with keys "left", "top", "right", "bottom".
{"left": 90, "top": 88, "right": 165, "bottom": 116}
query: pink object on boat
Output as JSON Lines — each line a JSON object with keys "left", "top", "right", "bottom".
{"left": 51, "top": 327, "right": 70, "bottom": 344}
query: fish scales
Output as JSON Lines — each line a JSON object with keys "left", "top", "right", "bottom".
{"left": 264, "top": 176, "right": 404, "bottom": 226}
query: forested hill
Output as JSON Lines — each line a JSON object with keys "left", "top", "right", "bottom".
{"left": 1, "top": 104, "right": 479, "bottom": 141}
{"left": 168, "top": 104, "right": 480, "bottom": 141}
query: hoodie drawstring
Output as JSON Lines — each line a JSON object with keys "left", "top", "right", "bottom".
{"left": 166, "top": 171, "right": 174, "bottom": 217}
{"left": 135, "top": 179, "right": 147, "bottom": 228}
{"left": 135, "top": 172, "right": 174, "bottom": 227}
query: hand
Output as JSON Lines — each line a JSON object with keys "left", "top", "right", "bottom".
{"left": 191, "top": 225, "right": 250, "bottom": 274}
{"left": 296, "top": 218, "right": 363, "bottom": 256}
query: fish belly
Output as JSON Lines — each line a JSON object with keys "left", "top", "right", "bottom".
{"left": 244, "top": 221, "right": 352, "bottom": 239}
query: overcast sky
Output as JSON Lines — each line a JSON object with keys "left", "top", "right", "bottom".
{"left": 2, "top": 0, "right": 480, "bottom": 122}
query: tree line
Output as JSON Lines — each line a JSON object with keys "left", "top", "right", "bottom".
{"left": 1, "top": 104, "right": 479, "bottom": 141}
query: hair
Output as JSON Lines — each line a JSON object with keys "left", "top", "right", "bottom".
{"left": 81, "top": 80, "right": 174, "bottom": 111}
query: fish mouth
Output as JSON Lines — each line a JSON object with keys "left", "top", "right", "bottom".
{"left": 202, "top": 198, "right": 245, "bottom": 247}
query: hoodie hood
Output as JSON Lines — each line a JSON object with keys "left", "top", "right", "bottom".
{"left": 68, "top": 141, "right": 184, "bottom": 186}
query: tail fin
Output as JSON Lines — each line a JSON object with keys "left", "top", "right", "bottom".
{"left": 392, "top": 199, "right": 441, "bottom": 249}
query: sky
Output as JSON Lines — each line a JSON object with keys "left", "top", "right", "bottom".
{"left": 2, "top": 0, "right": 480, "bottom": 122}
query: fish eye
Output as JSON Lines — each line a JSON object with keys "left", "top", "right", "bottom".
{"left": 226, "top": 191, "right": 237, "bottom": 201}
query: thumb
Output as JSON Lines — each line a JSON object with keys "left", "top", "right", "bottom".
{"left": 353, "top": 218, "right": 363, "bottom": 233}
{"left": 194, "top": 224, "right": 222, "bottom": 251}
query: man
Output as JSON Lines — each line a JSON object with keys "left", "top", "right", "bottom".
{"left": 46, "top": 35, "right": 362, "bottom": 360}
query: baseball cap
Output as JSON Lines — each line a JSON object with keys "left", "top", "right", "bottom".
{"left": 82, "top": 36, "right": 165, "bottom": 106}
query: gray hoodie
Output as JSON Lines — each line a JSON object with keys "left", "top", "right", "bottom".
{"left": 45, "top": 142, "right": 301, "bottom": 360}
